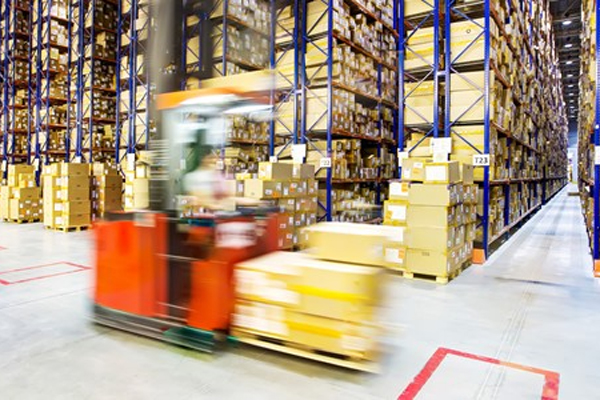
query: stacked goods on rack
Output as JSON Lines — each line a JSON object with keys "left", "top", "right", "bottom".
{"left": 300, "top": 0, "right": 399, "bottom": 221}
{"left": 122, "top": 151, "right": 151, "bottom": 211}
{"left": 403, "top": 0, "right": 567, "bottom": 255}
{"left": 0, "top": 1, "right": 34, "bottom": 162}
{"left": 579, "top": 0, "right": 597, "bottom": 247}
{"left": 241, "top": 162, "right": 318, "bottom": 249}
{"left": 42, "top": 163, "right": 91, "bottom": 230}
{"left": 232, "top": 226, "right": 389, "bottom": 369}
{"left": 224, "top": 145, "right": 269, "bottom": 177}
{"left": 76, "top": 0, "right": 118, "bottom": 162}
{"left": 33, "top": 0, "right": 70, "bottom": 164}
{"left": 385, "top": 159, "right": 476, "bottom": 281}
{"left": 91, "top": 163, "right": 123, "bottom": 220}
{"left": 0, "top": 165, "right": 41, "bottom": 223}
{"left": 118, "top": 0, "right": 154, "bottom": 158}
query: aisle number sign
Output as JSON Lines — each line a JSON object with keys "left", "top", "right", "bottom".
{"left": 320, "top": 157, "right": 332, "bottom": 168}
{"left": 472, "top": 154, "right": 490, "bottom": 167}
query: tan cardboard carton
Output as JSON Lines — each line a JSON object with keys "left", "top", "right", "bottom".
{"left": 258, "top": 162, "right": 293, "bottom": 181}
{"left": 409, "top": 184, "right": 461, "bottom": 206}
{"left": 424, "top": 161, "right": 461, "bottom": 184}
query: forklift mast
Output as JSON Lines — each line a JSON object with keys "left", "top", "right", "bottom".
{"left": 149, "top": 0, "right": 215, "bottom": 211}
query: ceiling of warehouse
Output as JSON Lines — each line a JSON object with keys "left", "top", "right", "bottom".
{"left": 549, "top": 0, "right": 581, "bottom": 146}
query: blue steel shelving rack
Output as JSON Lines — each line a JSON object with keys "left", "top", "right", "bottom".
{"left": 592, "top": 0, "right": 600, "bottom": 272}
{"left": 74, "top": 0, "right": 119, "bottom": 163}
{"left": 399, "top": 0, "right": 441, "bottom": 156}
{"left": 34, "top": 0, "right": 70, "bottom": 171}
{"left": 299, "top": 0, "right": 400, "bottom": 221}
{"left": 269, "top": 0, "right": 300, "bottom": 159}
{"left": 116, "top": 0, "right": 153, "bottom": 164}
{"left": 443, "top": 0, "right": 567, "bottom": 261}
{"left": 2, "top": 0, "right": 34, "bottom": 178}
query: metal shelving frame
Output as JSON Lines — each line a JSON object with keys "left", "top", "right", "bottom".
{"left": 299, "top": 0, "right": 400, "bottom": 221}
{"left": 592, "top": 0, "right": 600, "bottom": 270}
{"left": 400, "top": 0, "right": 441, "bottom": 153}
{"left": 443, "top": 0, "right": 567, "bottom": 262}
{"left": 2, "top": 0, "right": 34, "bottom": 179}
{"left": 74, "top": 0, "right": 118, "bottom": 163}
{"left": 35, "top": 0, "right": 70, "bottom": 170}
{"left": 269, "top": 0, "right": 299, "bottom": 158}
{"left": 116, "top": 0, "right": 153, "bottom": 164}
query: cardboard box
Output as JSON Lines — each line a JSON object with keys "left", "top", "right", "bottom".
{"left": 9, "top": 199, "right": 28, "bottom": 220}
{"left": 12, "top": 187, "right": 40, "bottom": 200}
{"left": 55, "top": 213, "right": 90, "bottom": 227}
{"left": 408, "top": 226, "right": 462, "bottom": 251}
{"left": 93, "top": 175, "right": 122, "bottom": 188}
{"left": 234, "top": 251, "right": 382, "bottom": 323}
{"left": 389, "top": 181, "right": 410, "bottom": 201}
{"left": 92, "top": 163, "right": 119, "bottom": 176}
{"left": 401, "top": 158, "right": 430, "bottom": 182}
{"left": 60, "top": 176, "right": 90, "bottom": 190}
{"left": 61, "top": 163, "right": 90, "bottom": 177}
{"left": 292, "top": 163, "right": 315, "bottom": 180}
{"left": 244, "top": 179, "right": 283, "bottom": 199}
{"left": 58, "top": 188, "right": 89, "bottom": 202}
{"left": 407, "top": 205, "right": 457, "bottom": 227}
{"left": 406, "top": 246, "right": 462, "bottom": 276}
{"left": 58, "top": 201, "right": 91, "bottom": 215}
{"left": 303, "top": 222, "right": 391, "bottom": 266}
{"left": 384, "top": 200, "right": 408, "bottom": 226}
{"left": 424, "top": 161, "right": 461, "bottom": 184}
{"left": 460, "top": 163, "right": 474, "bottom": 184}
{"left": 0, "top": 197, "right": 10, "bottom": 219}
{"left": 232, "top": 301, "right": 379, "bottom": 359}
{"left": 409, "top": 184, "right": 461, "bottom": 206}
{"left": 258, "top": 162, "right": 293, "bottom": 181}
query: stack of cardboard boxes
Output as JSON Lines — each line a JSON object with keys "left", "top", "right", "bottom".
{"left": 91, "top": 163, "right": 123, "bottom": 220}
{"left": 241, "top": 162, "right": 318, "bottom": 249}
{"left": 231, "top": 229, "right": 385, "bottom": 364}
{"left": 42, "top": 163, "right": 91, "bottom": 230}
{"left": 122, "top": 152, "right": 151, "bottom": 211}
{"left": 385, "top": 158, "right": 477, "bottom": 281}
{"left": 0, "top": 165, "right": 42, "bottom": 223}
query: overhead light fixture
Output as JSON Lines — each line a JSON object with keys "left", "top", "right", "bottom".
{"left": 565, "top": 43, "right": 573, "bottom": 48}
{"left": 567, "top": 74, "right": 574, "bottom": 77}
{"left": 563, "top": 20, "right": 573, "bottom": 26}
{"left": 568, "top": 84, "right": 574, "bottom": 87}
{"left": 566, "top": 61, "right": 573, "bottom": 65}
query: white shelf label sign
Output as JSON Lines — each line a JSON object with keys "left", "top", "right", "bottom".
{"left": 398, "top": 151, "right": 409, "bottom": 160}
{"left": 291, "top": 144, "right": 306, "bottom": 160}
{"left": 269, "top": 156, "right": 278, "bottom": 163}
{"left": 320, "top": 157, "right": 332, "bottom": 168}
{"left": 431, "top": 137, "right": 452, "bottom": 154}
{"left": 595, "top": 146, "right": 600, "bottom": 165}
{"left": 1, "top": 160, "right": 7, "bottom": 172}
{"left": 127, "top": 153, "right": 136, "bottom": 170}
{"left": 472, "top": 154, "right": 490, "bottom": 167}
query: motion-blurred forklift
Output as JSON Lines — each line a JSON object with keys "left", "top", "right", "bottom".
{"left": 93, "top": 0, "right": 279, "bottom": 351}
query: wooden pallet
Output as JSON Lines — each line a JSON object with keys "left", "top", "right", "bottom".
{"left": 394, "top": 260, "right": 472, "bottom": 285}
{"left": 3, "top": 218, "right": 40, "bottom": 224}
{"left": 231, "top": 329, "right": 380, "bottom": 373}
{"left": 46, "top": 225, "right": 90, "bottom": 233}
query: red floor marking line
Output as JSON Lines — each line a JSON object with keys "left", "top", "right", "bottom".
{"left": 0, "top": 246, "right": 6, "bottom": 251}
{"left": 0, "top": 261, "right": 91, "bottom": 285}
{"left": 398, "top": 347, "right": 560, "bottom": 400}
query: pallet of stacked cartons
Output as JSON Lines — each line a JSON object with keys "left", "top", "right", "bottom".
{"left": 231, "top": 248, "right": 384, "bottom": 372}
{"left": 91, "top": 163, "right": 123, "bottom": 220}
{"left": 42, "top": 163, "right": 91, "bottom": 231}
{"left": 394, "top": 155, "right": 476, "bottom": 283}
{"left": 0, "top": 165, "right": 42, "bottom": 223}
{"left": 242, "top": 162, "right": 318, "bottom": 250}
{"left": 122, "top": 151, "right": 151, "bottom": 211}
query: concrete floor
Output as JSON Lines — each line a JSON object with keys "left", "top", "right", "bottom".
{"left": 0, "top": 185, "right": 598, "bottom": 399}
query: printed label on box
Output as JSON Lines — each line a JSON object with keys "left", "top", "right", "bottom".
{"left": 425, "top": 165, "right": 447, "bottom": 182}
{"left": 389, "top": 204, "right": 407, "bottom": 221}
{"left": 385, "top": 247, "right": 405, "bottom": 264}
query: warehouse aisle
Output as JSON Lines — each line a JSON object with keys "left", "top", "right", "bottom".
{"left": 0, "top": 185, "right": 597, "bottom": 399}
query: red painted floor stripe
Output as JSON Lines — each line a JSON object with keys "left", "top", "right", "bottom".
{"left": 398, "top": 347, "right": 560, "bottom": 400}
{"left": 0, "top": 246, "right": 6, "bottom": 251}
{"left": 0, "top": 261, "right": 91, "bottom": 285}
